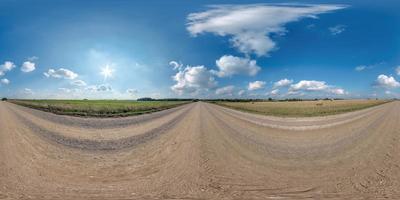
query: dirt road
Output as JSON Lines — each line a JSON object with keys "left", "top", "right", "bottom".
{"left": 1, "top": 101, "right": 400, "bottom": 199}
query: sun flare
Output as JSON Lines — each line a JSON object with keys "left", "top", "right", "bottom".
{"left": 100, "top": 65, "right": 114, "bottom": 80}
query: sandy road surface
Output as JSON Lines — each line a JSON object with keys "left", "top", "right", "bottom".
{"left": 1, "top": 101, "right": 400, "bottom": 199}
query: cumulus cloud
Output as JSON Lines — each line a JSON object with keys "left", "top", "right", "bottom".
{"left": 248, "top": 81, "right": 266, "bottom": 90}
{"left": 289, "top": 80, "right": 347, "bottom": 95}
{"left": 71, "top": 80, "right": 87, "bottom": 87}
{"left": 1, "top": 78, "right": 10, "bottom": 85}
{"left": 375, "top": 74, "right": 400, "bottom": 88}
{"left": 44, "top": 68, "right": 78, "bottom": 79}
{"left": 213, "top": 55, "right": 261, "bottom": 77}
{"left": 329, "top": 24, "right": 346, "bottom": 35}
{"left": 187, "top": 4, "right": 345, "bottom": 56}
{"left": 171, "top": 65, "right": 217, "bottom": 96}
{"left": 273, "top": 78, "right": 293, "bottom": 88}
{"left": 289, "top": 80, "right": 328, "bottom": 91}
{"left": 215, "top": 85, "right": 235, "bottom": 96}
{"left": 329, "top": 88, "right": 346, "bottom": 95}
{"left": 0, "top": 61, "right": 16, "bottom": 76}
{"left": 21, "top": 61, "right": 36, "bottom": 72}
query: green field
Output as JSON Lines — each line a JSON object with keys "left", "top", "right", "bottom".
{"left": 9, "top": 100, "right": 189, "bottom": 117}
{"left": 215, "top": 100, "right": 390, "bottom": 117}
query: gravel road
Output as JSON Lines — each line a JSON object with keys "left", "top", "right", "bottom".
{"left": 1, "top": 101, "right": 400, "bottom": 199}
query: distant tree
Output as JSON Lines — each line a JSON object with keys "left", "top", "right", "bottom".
{"left": 137, "top": 97, "right": 155, "bottom": 101}
{"left": 1, "top": 98, "right": 7, "bottom": 101}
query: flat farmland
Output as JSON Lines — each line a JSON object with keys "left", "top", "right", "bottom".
{"left": 2, "top": 100, "right": 400, "bottom": 199}
{"left": 9, "top": 99, "right": 188, "bottom": 117}
{"left": 215, "top": 99, "right": 389, "bottom": 117}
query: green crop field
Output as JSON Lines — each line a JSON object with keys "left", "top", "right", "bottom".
{"left": 9, "top": 99, "right": 189, "bottom": 117}
{"left": 215, "top": 99, "right": 390, "bottom": 117}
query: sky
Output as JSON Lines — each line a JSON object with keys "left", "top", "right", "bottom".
{"left": 0, "top": 0, "right": 399, "bottom": 99}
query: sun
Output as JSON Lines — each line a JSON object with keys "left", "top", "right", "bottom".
{"left": 100, "top": 64, "right": 114, "bottom": 80}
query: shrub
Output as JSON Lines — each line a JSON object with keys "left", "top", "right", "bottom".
{"left": 1, "top": 98, "right": 7, "bottom": 101}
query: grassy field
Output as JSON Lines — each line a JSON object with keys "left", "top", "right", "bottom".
{"left": 9, "top": 99, "right": 189, "bottom": 117}
{"left": 215, "top": 100, "right": 390, "bottom": 117}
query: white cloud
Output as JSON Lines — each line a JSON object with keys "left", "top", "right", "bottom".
{"left": 289, "top": 80, "right": 347, "bottom": 95}
{"left": 248, "top": 81, "right": 266, "bottom": 90}
{"left": 355, "top": 65, "right": 366, "bottom": 71}
{"left": 126, "top": 89, "right": 138, "bottom": 95}
{"left": 23, "top": 88, "right": 34, "bottom": 95}
{"left": 171, "top": 65, "right": 217, "bottom": 96}
{"left": 187, "top": 4, "right": 346, "bottom": 56}
{"left": 85, "top": 84, "right": 113, "bottom": 93}
{"left": 355, "top": 62, "right": 384, "bottom": 72}
{"left": 44, "top": 68, "right": 78, "bottom": 79}
{"left": 71, "top": 80, "right": 87, "bottom": 87}
{"left": 329, "top": 24, "right": 346, "bottom": 35}
{"left": 214, "top": 55, "right": 261, "bottom": 77}
{"left": 169, "top": 61, "right": 183, "bottom": 70}
{"left": 215, "top": 85, "right": 235, "bottom": 96}
{"left": 289, "top": 80, "right": 328, "bottom": 91}
{"left": 382, "top": 91, "right": 400, "bottom": 98}
{"left": 21, "top": 61, "right": 36, "bottom": 72}
{"left": 269, "top": 89, "right": 279, "bottom": 95}
{"left": 330, "top": 88, "right": 346, "bottom": 95}
{"left": 238, "top": 89, "right": 246, "bottom": 96}
{"left": 27, "top": 56, "right": 38, "bottom": 61}
{"left": 1, "top": 61, "right": 15, "bottom": 71}
{"left": 0, "top": 61, "right": 16, "bottom": 76}
{"left": 396, "top": 66, "right": 400, "bottom": 76}
{"left": 375, "top": 74, "right": 400, "bottom": 88}
{"left": 1, "top": 78, "right": 10, "bottom": 85}
{"left": 273, "top": 78, "right": 293, "bottom": 88}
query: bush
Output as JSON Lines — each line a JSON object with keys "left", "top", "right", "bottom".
{"left": 1, "top": 98, "right": 7, "bottom": 101}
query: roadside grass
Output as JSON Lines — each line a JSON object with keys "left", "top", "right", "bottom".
{"left": 9, "top": 99, "right": 189, "bottom": 117}
{"left": 214, "top": 100, "right": 390, "bottom": 117}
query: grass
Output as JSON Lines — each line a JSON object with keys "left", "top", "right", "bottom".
{"left": 214, "top": 100, "right": 390, "bottom": 117}
{"left": 9, "top": 99, "right": 189, "bottom": 117}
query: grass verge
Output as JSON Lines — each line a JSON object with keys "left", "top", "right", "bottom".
{"left": 214, "top": 100, "right": 390, "bottom": 117}
{"left": 9, "top": 99, "right": 189, "bottom": 118}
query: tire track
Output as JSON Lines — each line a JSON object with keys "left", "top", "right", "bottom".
{"left": 10, "top": 103, "right": 193, "bottom": 151}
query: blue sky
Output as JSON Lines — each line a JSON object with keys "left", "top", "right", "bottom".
{"left": 0, "top": 0, "right": 399, "bottom": 99}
